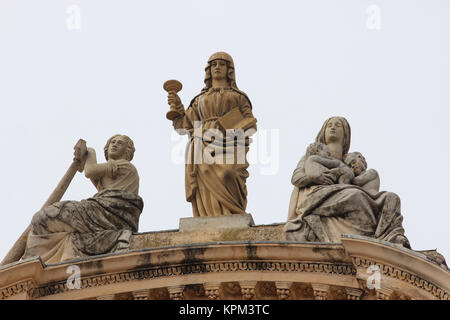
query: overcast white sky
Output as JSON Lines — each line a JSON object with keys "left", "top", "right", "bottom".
{"left": 1, "top": 0, "right": 449, "bottom": 263}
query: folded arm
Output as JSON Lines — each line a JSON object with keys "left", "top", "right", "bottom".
{"left": 292, "top": 156, "right": 335, "bottom": 188}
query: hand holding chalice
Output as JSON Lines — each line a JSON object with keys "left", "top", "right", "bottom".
{"left": 164, "top": 80, "right": 184, "bottom": 120}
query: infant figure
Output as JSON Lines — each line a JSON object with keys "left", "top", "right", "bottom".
{"left": 305, "top": 142, "right": 354, "bottom": 184}
{"left": 343, "top": 152, "right": 380, "bottom": 194}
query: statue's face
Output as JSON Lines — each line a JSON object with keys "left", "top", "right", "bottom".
{"left": 210, "top": 59, "right": 228, "bottom": 81}
{"left": 318, "top": 148, "right": 331, "bottom": 158}
{"left": 325, "top": 118, "right": 344, "bottom": 145}
{"left": 349, "top": 158, "right": 366, "bottom": 176}
{"left": 108, "top": 136, "right": 128, "bottom": 160}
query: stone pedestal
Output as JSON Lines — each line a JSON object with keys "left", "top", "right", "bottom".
{"left": 179, "top": 214, "right": 255, "bottom": 232}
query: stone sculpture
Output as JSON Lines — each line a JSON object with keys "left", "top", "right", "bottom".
{"left": 166, "top": 52, "right": 257, "bottom": 217}
{"left": 343, "top": 152, "right": 380, "bottom": 194}
{"left": 21, "top": 134, "right": 144, "bottom": 263}
{"left": 285, "top": 116, "right": 410, "bottom": 248}
{"left": 304, "top": 142, "right": 354, "bottom": 184}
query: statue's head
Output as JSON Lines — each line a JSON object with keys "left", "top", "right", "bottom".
{"left": 306, "top": 142, "right": 331, "bottom": 158}
{"left": 104, "top": 134, "right": 135, "bottom": 161}
{"left": 188, "top": 51, "right": 251, "bottom": 108}
{"left": 203, "top": 51, "right": 238, "bottom": 89}
{"left": 316, "top": 116, "right": 351, "bottom": 155}
{"left": 344, "top": 152, "right": 367, "bottom": 176}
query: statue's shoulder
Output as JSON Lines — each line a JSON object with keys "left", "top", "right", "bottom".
{"left": 231, "top": 89, "right": 252, "bottom": 109}
{"left": 115, "top": 159, "right": 138, "bottom": 173}
{"left": 188, "top": 90, "right": 206, "bottom": 108}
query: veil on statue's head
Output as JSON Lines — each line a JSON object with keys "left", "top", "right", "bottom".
{"left": 203, "top": 51, "right": 238, "bottom": 91}
{"left": 315, "top": 116, "right": 351, "bottom": 156}
{"left": 189, "top": 51, "right": 252, "bottom": 108}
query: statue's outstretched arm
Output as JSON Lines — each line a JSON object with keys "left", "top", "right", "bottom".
{"left": 84, "top": 148, "right": 108, "bottom": 179}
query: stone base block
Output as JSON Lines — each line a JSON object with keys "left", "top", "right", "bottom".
{"left": 179, "top": 214, "right": 255, "bottom": 232}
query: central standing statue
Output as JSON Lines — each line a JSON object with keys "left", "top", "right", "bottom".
{"left": 166, "top": 52, "right": 257, "bottom": 217}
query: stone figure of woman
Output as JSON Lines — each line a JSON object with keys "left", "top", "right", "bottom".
{"left": 167, "top": 52, "right": 257, "bottom": 217}
{"left": 285, "top": 116, "right": 410, "bottom": 248}
{"left": 22, "top": 134, "right": 144, "bottom": 263}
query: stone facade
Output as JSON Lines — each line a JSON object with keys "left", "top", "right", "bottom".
{"left": 1, "top": 219, "right": 448, "bottom": 300}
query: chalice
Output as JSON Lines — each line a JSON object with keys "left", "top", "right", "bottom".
{"left": 164, "top": 79, "right": 183, "bottom": 120}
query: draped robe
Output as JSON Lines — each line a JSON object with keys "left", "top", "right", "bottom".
{"left": 285, "top": 156, "right": 410, "bottom": 248}
{"left": 173, "top": 88, "right": 257, "bottom": 217}
{"left": 22, "top": 159, "right": 143, "bottom": 263}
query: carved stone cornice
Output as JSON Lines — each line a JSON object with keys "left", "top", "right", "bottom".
{"left": 1, "top": 239, "right": 448, "bottom": 300}
{"left": 352, "top": 257, "right": 449, "bottom": 300}
{"left": 26, "top": 260, "right": 355, "bottom": 299}
{"left": 341, "top": 235, "right": 450, "bottom": 300}
{"left": 0, "top": 279, "right": 34, "bottom": 300}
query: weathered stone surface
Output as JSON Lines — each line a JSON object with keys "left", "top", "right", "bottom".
{"left": 167, "top": 51, "right": 257, "bottom": 217}
{"left": 1, "top": 140, "right": 88, "bottom": 266}
{"left": 0, "top": 236, "right": 448, "bottom": 300}
{"left": 131, "top": 222, "right": 284, "bottom": 249}
{"left": 179, "top": 214, "right": 255, "bottom": 232}
{"left": 21, "top": 135, "right": 143, "bottom": 264}
{"left": 286, "top": 116, "right": 410, "bottom": 248}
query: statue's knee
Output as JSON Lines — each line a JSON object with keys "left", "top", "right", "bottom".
{"left": 386, "top": 192, "right": 401, "bottom": 205}
{"left": 386, "top": 191, "right": 398, "bottom": 198}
